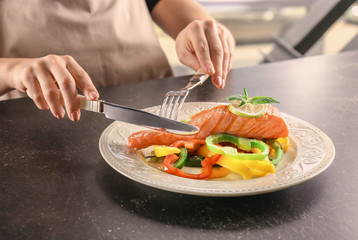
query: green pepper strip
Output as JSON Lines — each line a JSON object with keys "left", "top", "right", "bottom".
{"left": 163, "top": 153, "right": 221, "bottom": 180}
{"left": 185, "top": 155, "right": 204, "bottom": 167}
{"left": 205, "top": 133, "right": 269, "bottom": 160}
{"left": 163, "top": 139, "right": 221, "bottom": 180}
{"left": 173, "top": 147, "right": 188, "bottom": 169}
{"left": 267, "top": 140, "right": 283, "bottom": 166}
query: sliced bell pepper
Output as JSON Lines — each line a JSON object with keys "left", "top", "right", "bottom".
{"left": 162, "top": 138, "right": 220, "bottom": 179}
{"left": 276, "top": 137, "right": 289, "bottom": 152}
{"left": 216, "top": 155, "right": 251, "bottom": 179}
{"left": 196, "top": 144, "right": 216, "bottom": 158}
{"left": 207, "top": 166, "right": 232, "bottom": 179}
{"left": 205, "top": 133, "right": 269, "bottom": 160}
{"left": 216, "top": 155, "right": 274, "bottom": 180}
{"left": 250, "top": 169, "right": 269, "bottom": 178}
{"left": 185, "top": 155, "right": 204, "bottom": 167}
{"left": 154, "top": 145, "right": 181, "bottom": 157}
{"left": 249, "top": 157, "right": 274, "bottom": 178}
{"left": 163, "top": 138, "right": 222, "bottom": 179}
{"left": 173, "top": 147, "right": 188, "bottom": 169}
{"left": 156, "top": 139, "right": 205, "bottom": 171}
{"left": 163, "top": 153, "right": 221, "bottom": 180}
{"left": 267, "top": 140, "right": 284, "bottom": 166}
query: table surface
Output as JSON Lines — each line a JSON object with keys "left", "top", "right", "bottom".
{"left": 1, "top": 50, "right": 358, "bottom": 240}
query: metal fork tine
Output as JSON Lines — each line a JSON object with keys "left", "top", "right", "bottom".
{"left": 173, "top": 91, "right": 189, "bottom": 120}
{"left": 159, "top": 95, "right": 169, "bottom": 117}
{"left": 169, "top": 94, "right": 181, "bottom": 119}
{"left": 163, "top": 93, "right": 175, "bottom": 118}
{"left": 159, "top": 69, "right": 210, "bottom": 121}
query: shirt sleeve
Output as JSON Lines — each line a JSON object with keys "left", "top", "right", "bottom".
{"left": 145, "top": 0, "right": 160, "bottom": 12}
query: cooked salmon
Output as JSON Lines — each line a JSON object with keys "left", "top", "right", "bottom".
{"left": 128, "top": 104, "right": 289, "bottom": 150}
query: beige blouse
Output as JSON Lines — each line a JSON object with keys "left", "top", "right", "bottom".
{"left": 0, "top": 0, "right": 172, "bottom": 100}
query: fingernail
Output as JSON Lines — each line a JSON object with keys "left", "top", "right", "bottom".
{"left": 216, "top": 76, "right": 223, "bottom": 88}
{"left": 207, "top": 66, "right": 215, "bottom": 75}
{"left": 70, "top": 110, "right": 81, "bottom": 122}
{"left": 89, "top": 91, "right": 98, "bottom": 100}
{"left": 221, "top": 78, "right": 226, "bottom": 89}
{"left": 55, "top": 111, "right": 65, "bottom": 119}
{"left": 56, "top": 111, "right": 65, "bottom": 119}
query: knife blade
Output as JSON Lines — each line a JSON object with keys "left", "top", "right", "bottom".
{"left": 78, "top": 95, "right": 199, "bottom": 135}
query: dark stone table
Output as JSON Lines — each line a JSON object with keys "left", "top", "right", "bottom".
{"left": 1, "top": 50, "right": 358, "bottom": 240}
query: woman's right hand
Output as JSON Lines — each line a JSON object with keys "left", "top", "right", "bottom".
{"left": 7, "top": 55, "right": 99, "bottom": 121}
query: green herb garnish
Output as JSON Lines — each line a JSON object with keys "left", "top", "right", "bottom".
{"left": 219, "top": 88, "right": 280, "bottom": 107}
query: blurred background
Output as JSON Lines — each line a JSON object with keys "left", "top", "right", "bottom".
{"left": 155, "top": 0, "right": 358, "bottom": 76}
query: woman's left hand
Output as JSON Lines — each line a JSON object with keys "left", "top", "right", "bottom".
{"left": 175, "top": 19, "right": 235, "bottom": 89}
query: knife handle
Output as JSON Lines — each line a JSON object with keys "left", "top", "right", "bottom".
{"left": 77, "top": 94, "right": 104, "bottom": 113}
{"left": 26, "top": 89, "right": 104, "bottom": 114}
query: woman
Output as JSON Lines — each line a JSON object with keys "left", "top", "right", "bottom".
{"left": 0, "top": 0, "right": 235, "bottom": 121}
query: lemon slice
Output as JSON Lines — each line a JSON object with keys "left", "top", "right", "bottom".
{"left": 228, "top": 100, "right": 266, "bottom": 118}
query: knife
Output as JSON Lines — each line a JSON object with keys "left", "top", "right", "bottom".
{"left": 77, "top": 95, "right": 199, "bottom": 135}
{"left": 26, "top": 90, "right": 199, "bottom": 135}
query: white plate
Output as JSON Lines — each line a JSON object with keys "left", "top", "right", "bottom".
{"left": 99, "top": 102, "right": 335, "bottom": 197}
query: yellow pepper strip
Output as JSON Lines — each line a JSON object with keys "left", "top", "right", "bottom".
{"left": 251, "top": 147, "right": 261, "bottom": 153}
{"left": 241, "top": 158, "right": 275, "bottom": 173}
{"left": 248, "top": 148, "right": 273, "bottom": 177}
{"left": 250, "top": 169, "right": 269, "bottom": 178}
{"left": 276, "top": 137, "right": 289, "bottom": 152}
{"left": 154, "top": 145, "right": 181, "bottom": 157}
{"left": 250, "top": 157, "right": 272, "bottom": 177}
{"left": 207, "top": 167, "right": 232, "bottom": 179}
{"left": 196, "top": 144, "right": 216, "bottom": 158}
{"left": 216, "top": 155, "right": 252, "bottom": 179}
{"left": 216, "top": 155, "right": 275, "bottom": 180}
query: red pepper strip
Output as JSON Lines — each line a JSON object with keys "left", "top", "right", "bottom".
{"left": 163, "top": 153, "right": 221, "bottom": 180}
{"left": 162, "top": 138, "right": 220, "bottom": 179}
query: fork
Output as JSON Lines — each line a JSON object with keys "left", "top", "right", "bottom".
{"left": 159, "top": 69, "right": 210, "bottom": 120}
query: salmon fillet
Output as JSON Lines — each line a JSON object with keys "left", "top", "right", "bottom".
{"left": 128, "top": 104, "right": 289, "bottom": 150}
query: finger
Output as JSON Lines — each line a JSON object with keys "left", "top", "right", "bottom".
{"left": 20, "top": 68, "right": 49, "bottom": 110}
{"left": 219, "top": 31, "right": 230, "bottom": 88}
{"left": 22, "top": 73, "right": 49, "bottom": 110}
{"left": 49, "top": 58, "right": 80, "bottom": 121}
{"left": 227, "top": 33, "right": 235, "bottom": 74}
{"left": 224, "top": 40, "right": 234, "bottom": 90}
{"left": 204, "top": 23, "right": 224, "bottom": 88}
{"left": 65, "top": 56, "right": 99, "bottom": 101}
{"left": 189, "top": 24, "right": 216, "bottom": 75}
{"left": 35, "top": 67, "right": 66, "bottom": 119}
